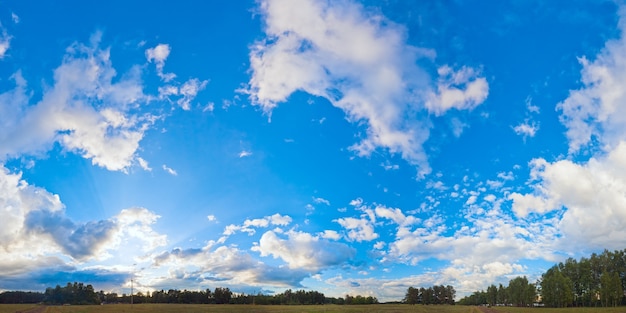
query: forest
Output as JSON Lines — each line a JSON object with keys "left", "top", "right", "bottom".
{"left": 459, "top": 249, "right": 626, "bottom": 307}
{"left": 0, "top": 283, "right": 379, "bottom": 305}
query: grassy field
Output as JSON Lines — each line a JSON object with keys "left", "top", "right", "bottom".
{"left": 0, "top": 304, "right": 39, "bottom": 313}
{"left": 1, "top": 304, "right": 480, "bottom": 313}
{"left": 1, "top": 304, "right": 625, "bottom": 313}
{"left": 478, "top": 307, "right": 626, "bottom": 313}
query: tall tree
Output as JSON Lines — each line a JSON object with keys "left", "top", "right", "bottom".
{"left": 541, "top": 266, "right": 573, "bottom": 308}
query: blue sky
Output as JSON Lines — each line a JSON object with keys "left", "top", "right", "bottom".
{"left": 1, "top": 0, "right": 625, "bottom": 302}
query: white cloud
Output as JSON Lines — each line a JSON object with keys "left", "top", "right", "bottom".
{"left": 509, "top": 10, "right": 626, "bottom": 252}
{"left": 162, "top": 164, "right": 177, "bottom": 176}
{"left": 374, "top": 205, "right": 419, "bottom": 226}
{"left": 312, "top": 197, "right": 330, "bottom": 205}
{"left": 525, "top": 96, "right": 540, "bottom": 113}
{"left": 513, "top": 97, "right": 540, "bottom": 139}
{"left": 207, "top": 215, "right": 217, "bottom": 222}
{"left": 145, "top": 44, "right": 176, "bottom": 82}
{"left": 425, "top": 65, "right": 489, "bottom": 116}
{"left": 381, "top": 161, "right": 400, "bottom": 171}
{"left": 0, "top": 27, "right": 9, "bottom": 59}
{"left": 153, "top": 244, "right": 309, "bottom": 289}
{"left": 497, "top": 171, "right": 514, "bottom": 181}
{"left": 349, "top": 197, "right": 363, "bottom": 207}
{"left": 320, "top": 230, "right": 341, "bottom": 240}
{"left": 137, "top": 157, "right": 152, "bottom": 171}
{"left": 513, "top": 121, "right": 539, "bottom": 138}
{"left": 558, "top": 9, "right": 626, "bottom": 154}
{"left": 158, "top": 85, "right": 179, "bottom": 98}
{"left": 335, "top": 217, "right": 378, "bottom": 242}
{"left": 450, "top": 117, "right": 469, "bottom": 138}
{"left": 203, "top": 102, "right": 215, "bottom": 112}
{"left": 238, "top": 150, "right": 252, "bottom": 158}
{"left": 244, "top": 0, "right": 488, "bottom": 177}
{"left": 0, "top": 33, "right": 150, "bottom": 171}
{"left": 0, "top": 165, "right": 166, "bottom": 268}
{"left": 11, "top": 13, "right": 19, "bottom": 24}
{"left": 252, "top": 230, "right": 355, "bottom": 271}
{"left": 177, "top": 78, "right": 208, "bottom": 110}
{"left": 509, "top": 143, "right": 626, "bottom": 250}
{"left": 222, "top": 213, "right": 292, "bottom": 237}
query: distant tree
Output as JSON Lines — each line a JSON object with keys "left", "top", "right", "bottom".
{"left": 404, "top": 287, "right": 420, "bottom": 304}
{"left": 0, "top": 291, "right": 44, "bottom": 304}
{"left": 213, "top": 287, "right": 232, "bottom": 304}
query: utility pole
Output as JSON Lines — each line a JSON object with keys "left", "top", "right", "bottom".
{"left": 131, "top": 263, "right": 136, "bottom": 306}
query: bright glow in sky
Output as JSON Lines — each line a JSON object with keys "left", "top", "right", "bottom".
{"left": 1, "top": 0, "right": 625, "bottom": 302}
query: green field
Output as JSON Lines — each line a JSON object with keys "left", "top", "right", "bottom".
{"left": 0, "top": 304, "right": 39, "bottom": 313}
{"left": 1, "top": 304, "right": 480, "bottom": 313}
{"left": 1, "top": 304, "right": 625, "bottom": 313}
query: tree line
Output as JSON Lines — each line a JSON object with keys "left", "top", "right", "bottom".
{"left": 0, "top": 283, "right": 377, "bottom": 305}
{"left": 459, "top": 248, "right": 626, "bottom": 308}
{"left": 457, "top": 276, "right": 536, "bottom": 306}
{"left": 403, "top": 285, "right": 456, "bottom": 305}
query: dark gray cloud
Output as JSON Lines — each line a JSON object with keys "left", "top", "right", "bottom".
{"left": 25, "top": 210, "right": 118, "bottom": 260}
{"left": 0, "top": 267, "right": 128, "bottom": 292}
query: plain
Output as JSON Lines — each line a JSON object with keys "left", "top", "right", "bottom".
{"left": 2, "top": 305, "right": 626, "bottom": 313}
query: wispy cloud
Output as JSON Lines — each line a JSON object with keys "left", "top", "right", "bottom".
{"left": 162, "top": 164, "right": 178, "bottom": 176}
{"left": 0, "top": 26, "right": 9, "bottom": 59}
{"left": 137, "top": 157, "right": 152, "bottom": 171}
{"left": 312, "top": 197, "right": 330, "bottom": 206}
{"left": 238, "top": 150, "right": 252, "bottom": 158}
{"left": 513, "top": 97, "right": 540, "bottom": 139}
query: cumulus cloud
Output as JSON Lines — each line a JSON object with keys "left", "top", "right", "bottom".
{"left": 374, "top": 205, "right": 419, "bottom": 226}
{"left": 510, "top": 9, "right": 626, "bottom": 252}
{"left": 510, "top": 144, "right": 626, "bottom": 250}
{"left": 558, "top": 9, "right": 626, "bottom": 154}
{"left": 244, "top": 0, "right": 488, "bottom": 176}
{"left": 0, "top": 165, "right": 166, "bottom": 270}
{"left": 154, "top": 244, "right": 309, "bottom": 288}
{"left": 425, "top": 66, "right": 489, "bottom": 115}
{"left": 335, "top": 217, "right": 378, "bottom": 242}
{"left": 222, "top": 213, "right": 292, "bottom": 237}
{"left": 252, "top": 230, "right": 356, "bottom": 271}
{"left": 0, "top": 33, "right": 150, "bottom": 171}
